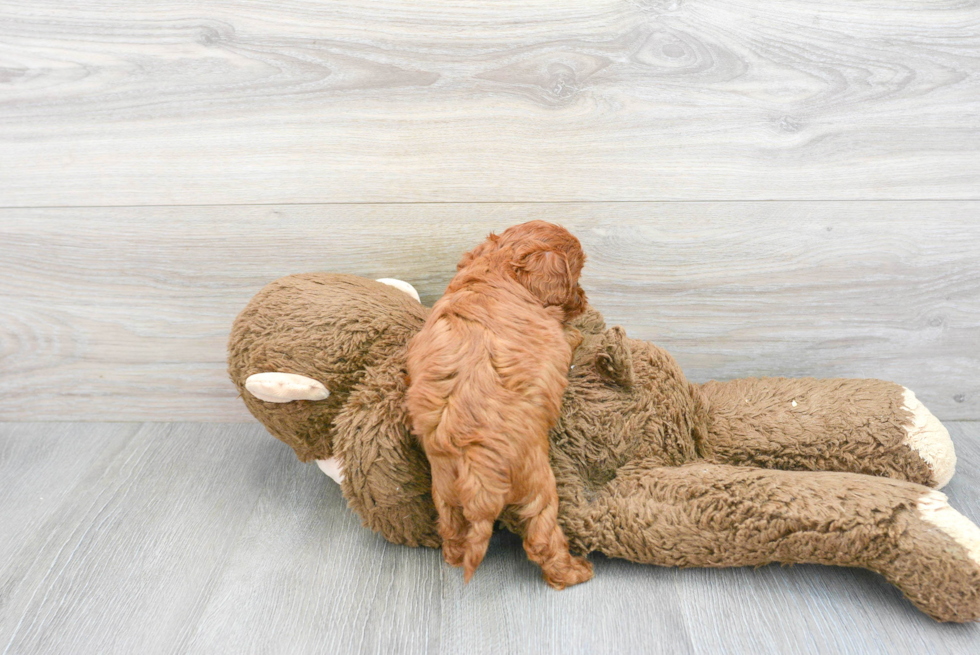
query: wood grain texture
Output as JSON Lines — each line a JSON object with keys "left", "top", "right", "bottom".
{"left": 0, "top": 422, "right": 140, "bottom": 565}
{"left": 0, "top": 423, "right": 282, "bottom": 654}
{"left": 184, "top": 436, "right": 441, "bottom": 655}
{"left": 1, "top": 422, "right": 979, "bottom": 654}
{"left": 1, "top": 202, "right": 977, "bottom": 422}
{"left": 440, "top": 532, "right": 695, "bottom": 654}
{"left": 1, "top": 0, "right": 979, "bottom": 205}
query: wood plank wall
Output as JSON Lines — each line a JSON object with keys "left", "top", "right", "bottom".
{"left": 1, "top": 1, "right": 977, "bottom": 421}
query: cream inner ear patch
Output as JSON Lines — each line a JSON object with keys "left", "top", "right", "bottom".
{"left": 245, "top": 372, "right": 330, "bottom": 403}
{"left": 376, "top": 278, "right": 421, "bottom": 303}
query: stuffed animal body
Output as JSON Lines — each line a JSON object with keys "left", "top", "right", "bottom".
{"left": 228, "top": 272, "right": 980, "bottom": 622}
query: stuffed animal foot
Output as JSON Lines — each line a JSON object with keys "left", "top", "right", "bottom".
{"left": 916, "top": 491, "right": 980, "bottom": 563}
{"left": 902, "top": 388, "right": 956, "bottom": 488}
{"left": 880, "top": 489, "right": 980, "bottom": 622}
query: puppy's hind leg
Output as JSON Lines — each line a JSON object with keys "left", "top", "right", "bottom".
{"left": 433, "top": 491, "right": 468, "bottom": 568}
{"left": 519, "top": 460, "right": 593, "bottom": 590}
{"left": 455, "top": 448, "right": 509, "bottom": 583}
{"left": 429, "top": 457, "right": 469, "bottom": 568}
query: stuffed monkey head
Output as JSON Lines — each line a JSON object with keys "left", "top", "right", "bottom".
{"left": 228, "top": 273, "right": 427, "bottom": 461}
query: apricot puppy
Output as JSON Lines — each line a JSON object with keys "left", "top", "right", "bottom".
{"left": 406, "top": 221, "right": 593, "bottom": 589}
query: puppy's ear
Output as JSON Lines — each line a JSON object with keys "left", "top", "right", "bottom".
{"left": 563, "top": 283, "right": 588, "bottom": 320}
{"left": 595, "top": 326, "right": 634, "bottom": 388}
{"left": 513, "top": 241, "right": 574, "bottom": 307}
{"left": 457, "top": 233, "right": 500, "bottom": 271}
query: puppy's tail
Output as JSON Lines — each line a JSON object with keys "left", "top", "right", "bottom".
{"left": 454, "top": 446, "right": 509, "bottom": 583}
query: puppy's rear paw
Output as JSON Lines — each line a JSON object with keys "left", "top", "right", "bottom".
{"left": 543, "top": 556, "right": 594, "bottom": 590}
{"left": 442, "top": 541, "right": 466, "bottom": 568}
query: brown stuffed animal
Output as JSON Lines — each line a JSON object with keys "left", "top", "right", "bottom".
{"left": 228, "top": 272, "right": 980, "bottom": 622}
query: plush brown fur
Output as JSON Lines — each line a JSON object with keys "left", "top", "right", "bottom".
{"left": 227, "top": 274, "right": 427, "bottom": 461}
{"left": 228, "top": 273, "right": 980, "bottom": 623}
{"left": 406, "top": 223, "right": 592, "bottom": 588}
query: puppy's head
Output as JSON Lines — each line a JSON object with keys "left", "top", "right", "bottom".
{"left": 457, "top": 221, "right": 588, "bottom": 317}
{"left": 510, "top": 224, "right": 587, "bottom": 318}
{"left": 458, "top": 221, "right": 580, "bottom": 270}
{"left": 511, "top": 239, "right": 585, "bottom": 316}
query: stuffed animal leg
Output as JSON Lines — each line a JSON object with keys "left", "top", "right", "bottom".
{"left": 572, "top": 461, "right": 980, "bottom": 622}
{"left": 698, "top": 377, "right": 956, "bottom": 488}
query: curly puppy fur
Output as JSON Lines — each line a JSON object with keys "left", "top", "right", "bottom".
{"left": 406, "top": 222, "right": 593, "bottom": 589}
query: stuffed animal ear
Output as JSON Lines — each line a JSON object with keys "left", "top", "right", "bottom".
{"left": 595, "top": 326, "right": 634, "bottom": 388}
{"left": 512, "top": 241, "right": 574, "bottom": 307}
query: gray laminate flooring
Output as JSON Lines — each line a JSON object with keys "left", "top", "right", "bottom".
{"left": 2, "top": 422, "right": 979, "bottom": 655}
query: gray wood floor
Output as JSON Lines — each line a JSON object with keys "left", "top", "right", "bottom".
{"left": 2, "top": 421, "right": 979, "bottom": 655}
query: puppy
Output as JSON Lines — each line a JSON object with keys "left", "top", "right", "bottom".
{"left": 406, "top": 221, "right": 593, "bottom": 589}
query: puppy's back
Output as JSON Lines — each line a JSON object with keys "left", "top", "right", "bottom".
{"left": 406, "top": 283, "right": 568, "bottom": 448}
